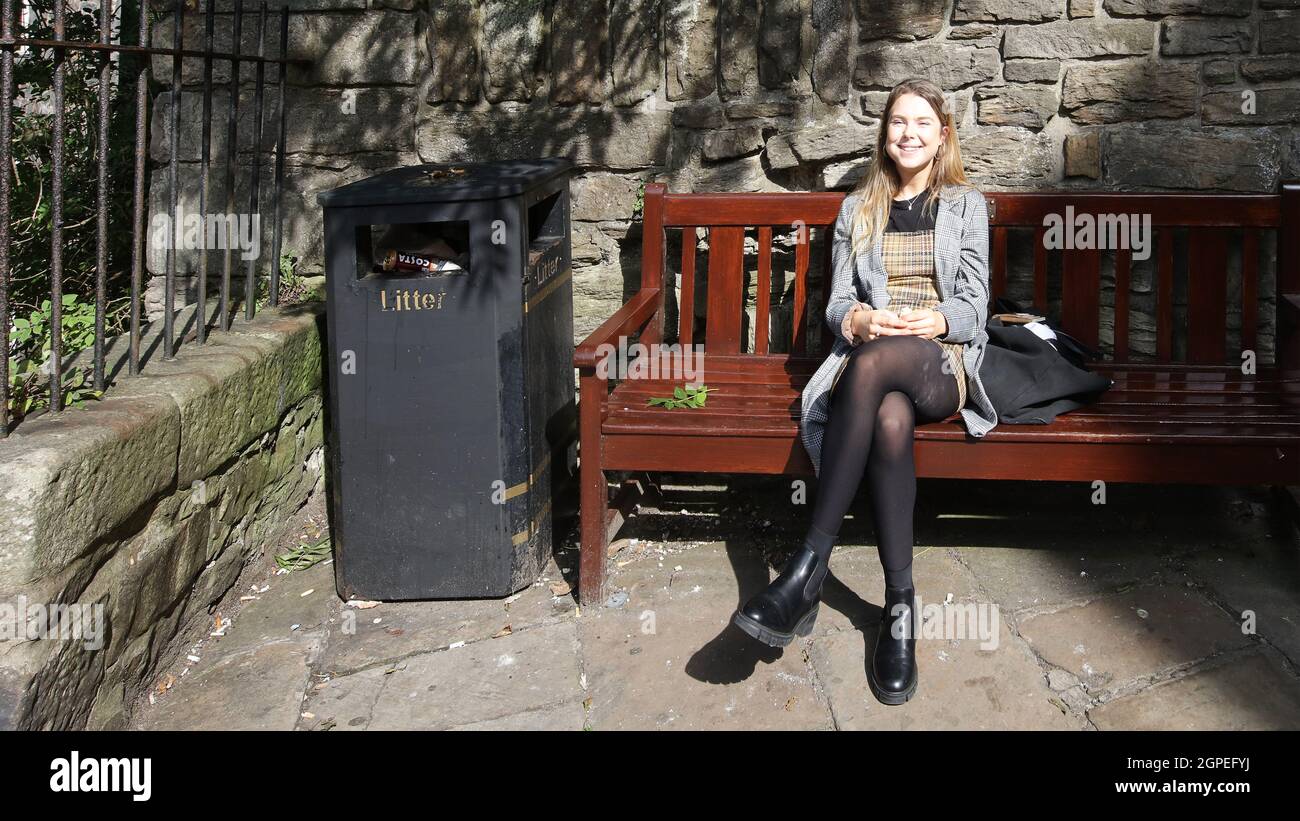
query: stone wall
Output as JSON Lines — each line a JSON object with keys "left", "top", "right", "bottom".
{"left": 146, "top": 0, "right": 1300, "bottom": 358}
{"left": 0, "top": 306, "right": 326, "bottom": 729}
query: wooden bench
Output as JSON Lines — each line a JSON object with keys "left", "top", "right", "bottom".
{"left": 572, "top": 181, "right": 1300, "bottom": 606}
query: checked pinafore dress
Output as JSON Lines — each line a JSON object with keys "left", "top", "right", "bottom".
{"left": 830, "top": 189, "right": 967, "bottom": 413}
{"left": 880, "top": 227, "right": 967, "bottom": 412}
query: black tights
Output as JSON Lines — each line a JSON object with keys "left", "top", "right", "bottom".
{"left": 804, "top": 335, "right": 959, "bottom": 590}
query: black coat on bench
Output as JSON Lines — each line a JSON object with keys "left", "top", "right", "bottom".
{"left": 978, "top": 319, "right": 1113, "bottom": 425}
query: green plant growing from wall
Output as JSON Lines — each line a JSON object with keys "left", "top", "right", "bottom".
{"left": 7, "top": 294, "right": 104, "bottom": 421}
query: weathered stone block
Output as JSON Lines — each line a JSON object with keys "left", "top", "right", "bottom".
{"left": 0, "top": 395, "right": 179, "bottom": 591}
{"left": 665, "top": 0, "right": 717, "bottom": 100}
{"left": 957, "top": 126, "right": 1058, "bottom": 186}
{"left": 673, "top": 100, "right": 726, "bottom": 129}
{"left": 1203, "top": 88, "right": 1300, "bottom": 125}
{"left": 720, "top": 0, "right": 760, "bottom": 100}
{"left": 855, "top": 0, "right": 947, "bottom": 40}
{"left": 1104, "top": 0, "right": 1251, "bottom": 15}
{"left": 1004, "top": 19, "right": 1153, "bottom": 59}
{"left": 822, "top": 156, "right": 872, "bottom": 189}
{"left": 947, "top": 23, "right": 1001, "bottom": 46}
{"left": 1160, "top": 18, "right": 1252, "bottom": 56}
{"left": 787, "top": 114, "right": 876, "bottom": 162}
{"left": 726, "top": 97, "right": 798, "bottom": 118}
{"left": 759, "top": 0, "right": 803, "bottom": 88}
{"left": 482, "top": 1, "right": 547, "bottom": 103}
{"left": 812, "top": 0, "right": 852, "bottom": 104}
{"left": 572, "top": 173, "right": 643, "bottom": 222}
{"left": 764, "top": 133, "right": 801, "bottom": 170}
{"left": 1062, "top": 60, "right": 1198, "bottom": 124}
{"left": 704, "top": 125, "right": 767, "bottom": 160}
{"left": 611, "top": 0, "right": 661, "bottom": 105}
{"left": 416, "top": 103, "right": 672, "bottom": 169}
{"left": 1203, "top": 59, "right": 1238, "bottom": 85}
{"left": 1240, "top": 56, "right": 1300, "bottom": 82}
{"left": 1105, "top": 125, "right": 1282, "bottom": 191}
{"left": 425, "top": 0, "right": 480, "bottom": 102}
{"left": 952, "top": 0, "right": 1065, "bottom": 23}
{"left": 551, "top": 0, "right": 611, "bottom": 104}
{"left": 975, "top": 84, "right": 1060, "bottom": 130}
{"left": 1004, "top": 58, "right": 1061, "bottom": 83}
{"left": 854, "top": 41, "right": 999, "bottom": 90}
{"left": 1260, "top": 12, "right": 1300, "bottom": 54}
{"left": 1064, "top": 130, "right": 1101, "bottom": 178}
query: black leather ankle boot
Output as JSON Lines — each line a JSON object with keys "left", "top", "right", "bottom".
{"left": 869, "top": 585, "right": 918, "bottom": 705}
{"left": 732, "top": 547, "right": 827, "bottom": 647}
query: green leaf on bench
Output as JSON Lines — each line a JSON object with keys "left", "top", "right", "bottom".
{"left": 647, "top": 384, "right": 713, "bottom": 410}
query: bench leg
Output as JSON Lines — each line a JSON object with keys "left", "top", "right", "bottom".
{"left": 578, "top": 375, "right": 608, "bottom": 607}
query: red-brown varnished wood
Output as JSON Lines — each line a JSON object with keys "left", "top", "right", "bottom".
{"left": 1242, "top": 228, "right": 1259, "bottom": 356}
{"left": 989, "top": 192, "right": 1280, "bottom": 227}
{"left": 1033, "top": 225, "right": 1048, "bottom": 310}
{"left": 640, "top": 183, "right": 666, "bottom": 346}
{"left": 578, "top": 372, "right": 609, "bottom": 606}
{"left": 756, "top": 226, "right": 772, "bottom": 354}
{"left": 679, "top": 227, "right": 697, "bottom": 345}
{"left": 991, "top": 226, "right": 1008, "bottom": 309}
{"left": 793, "top": 225, "right": 810, "bottom": 354}
{"left": 1187, "top": 227, "right": 1230, "bottom": 364}
{"left": 705, "top": 226, "right": 745, "bottom": 354}
{"left": 1114, "top": 246, "right": 1131, "bottom": 362}
{"left": 1157, "top": 227, "right": 1175, "bottom": 362}
{"left": 1062, "top": 245, "right": 1101, "bottom": 349}
{"left": 661, "top": 192, "right": 843, "bottom": 227}
{"left": 820, "top": 226, "right": 834, "bottom": 353}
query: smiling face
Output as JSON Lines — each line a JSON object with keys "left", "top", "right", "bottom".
{"left": 885, "top": 92, "right": 948, "bottom": 177}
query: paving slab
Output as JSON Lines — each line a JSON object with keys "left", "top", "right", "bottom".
{"left": 1090, "top": 650, "right": 1300, "bottom": 730}
{"left": 1184, "top": 527, "right": 1300, "bottom": 668}
{"left": 809, "top": 547, "right": 1079, "bottom": 729}
{"left": 581, "top": 541, "right": 833, "bottom": 730}
{"left": 1017, "top": 585, "right": 1254, "bottom": 695}
{"left": 136, "top": 639, "right": 320, "bottom": 731}
{"left": 318, "top": 553, "right": 577, "bottom": 674}
{"left": 363, "top": 620, "right": 585, "bottom": 731}
{"left": 203, "top": 561, "right": 336, "bottom": 659}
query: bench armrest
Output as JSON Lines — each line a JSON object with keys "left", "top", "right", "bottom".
{"left": 574, "top": 288, "right": 663, "bottom": 372}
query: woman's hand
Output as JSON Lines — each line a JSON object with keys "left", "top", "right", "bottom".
{"left": 897, "top": 307, "right": 948, "bottom": 340}
{"left": 852, "top": 308, "right": 911, "bottom": 342}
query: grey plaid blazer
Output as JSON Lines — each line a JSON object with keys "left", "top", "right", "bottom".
{"left": 800, "top": 184, "right": 998, "bottom": 476}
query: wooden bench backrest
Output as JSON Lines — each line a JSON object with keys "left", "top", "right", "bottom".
{"left": 637, "top": 182, "right": 1300, "bottom": 367}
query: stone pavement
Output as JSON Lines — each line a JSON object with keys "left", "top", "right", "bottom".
{"left": 131, "top": 477, "right": 1300, "bottom": 730}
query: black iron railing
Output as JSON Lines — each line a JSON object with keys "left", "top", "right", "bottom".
{"left": 0, "top": 1, "right": 311, "bottom": 437}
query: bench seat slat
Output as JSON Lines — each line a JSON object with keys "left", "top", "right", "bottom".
{"left": 601, "top": 412, "right": 1300, "bottom": 444}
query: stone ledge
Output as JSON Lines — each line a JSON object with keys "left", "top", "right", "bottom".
{"left": 0, "top": 303, "right": 326, "bottom": 729}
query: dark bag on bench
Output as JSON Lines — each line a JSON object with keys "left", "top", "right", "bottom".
{"left": 979, "top": 317, "right": 1113, "bottom": 425}
{"left": 991, "top": 296, "right": 1103, "bottom": 370}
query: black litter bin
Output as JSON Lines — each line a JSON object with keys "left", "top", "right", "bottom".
{"left": 317, "top": 159, "right": 577, "bottom": 600}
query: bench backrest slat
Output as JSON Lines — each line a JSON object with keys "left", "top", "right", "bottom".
{"left": 1187, "top": 227, "right": 1230, "bottom": 364}
{"left": 1158, "top": 227, "right": 1175, "bottom": 361}
{"left": 678, "top": 225, "right": 697, "bottom": 345}
{"left": 756, "top": 226, "right": 773, "bottom": 354}
{"left": 1114, "top": 246, "right": 1132, "bottom": 363}
{"left": 1061, "top": 246, "right": 1102, "bottom": 350}
{"left": 704, "top": 226, "right": 746, "bottom": 355}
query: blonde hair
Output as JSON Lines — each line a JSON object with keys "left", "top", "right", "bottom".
{"left": 847, "top": 78, "right": 975, "bottom": 261}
